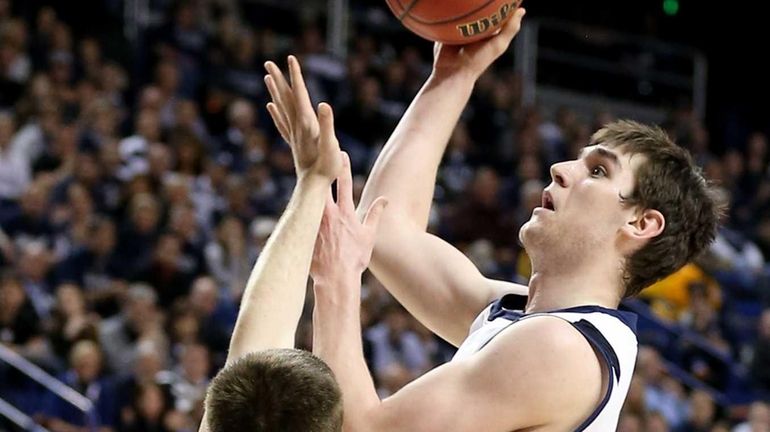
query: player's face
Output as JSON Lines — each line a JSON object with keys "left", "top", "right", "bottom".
{"left": 519, "top": 145, "right": 643, "bottom": 260}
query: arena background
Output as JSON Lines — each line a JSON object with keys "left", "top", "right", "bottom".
{"left": 1, "top": 0, "right": 769, "bottom": 430}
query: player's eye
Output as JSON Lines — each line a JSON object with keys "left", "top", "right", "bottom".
{"left": 590, "top": 165, "right": 608, "bottom": 178}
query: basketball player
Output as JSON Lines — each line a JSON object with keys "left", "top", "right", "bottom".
{"left": 199, "top": 56, "right": 387, "bottom": 432}
{"left": 306, "top": 8, "right": 721, "bottom": 432}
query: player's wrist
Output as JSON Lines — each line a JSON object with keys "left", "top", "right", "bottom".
{"left": 427, "top": 68, "right": 478, "bottom": 89}
{"left": 312, "top": 273, "right": 362, "bottom": 301}
{"left": 296, "top": 171, "right": 334, "bottom": 190}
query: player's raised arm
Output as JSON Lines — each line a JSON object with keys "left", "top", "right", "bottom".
{"left": 198, "top": 55, "right": 342, "bottom": 432}
{"left": 358, "top": 9, "right": 528, "bottom": 346}
{"left": 225, "top": 56, "right": 343, "bottom": 361}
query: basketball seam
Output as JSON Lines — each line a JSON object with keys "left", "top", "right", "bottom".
{"left": 403, "top": 0, "right": 502, "bottom": 25}
{"left": 395, "top": 0, "right": 421, "bottom": 21}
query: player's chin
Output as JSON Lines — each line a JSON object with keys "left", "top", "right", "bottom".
{"left": 518, "top": 221, "right": 536, "bottom": 246}
{"left": 519, "top": 217, "right": 552, "bottom": 244}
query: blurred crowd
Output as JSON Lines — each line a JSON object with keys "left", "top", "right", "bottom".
{"left": 1, "top": 0, "right": 769, "bottom": 431}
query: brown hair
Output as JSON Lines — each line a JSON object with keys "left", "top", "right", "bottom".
{"left": 205, "top": 348, "right": 343, "bottom": 432}
{"left": 590, "top": 120, "right": 720, "bottom": 297}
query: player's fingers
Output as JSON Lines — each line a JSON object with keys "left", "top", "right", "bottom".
{"left": 288, "top": 55, "right": 316, "bottom": 120}
{"left": 336, "top": 152, "right": 354, "bottom": 214}
{"left": 264, "top": 74, "right": 294, "bottom": 124}
{"left": 500, "top": 7, "right": 526, "bottom": 39}
{"left": 266, "top": 102, "right": 291, "bottom": 143}
{"left": 318, "top": 103, "right": 341, "bottom": 156}
{"left": 264, "top": 61, "right": 295, "bottom": 120}
{"left": 486, "top": 7, "right": 525, "bottom": 55}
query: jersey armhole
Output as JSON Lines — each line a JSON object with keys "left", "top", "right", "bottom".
{"left": 569, "top": 318, "right": 620, "bottom": 432}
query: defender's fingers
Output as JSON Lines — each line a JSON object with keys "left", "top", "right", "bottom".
{"left": 317, "top": 103, "right": 341, "bottom": 156}
{"left": 288, "top": 55, "right": 316, "bottom": 121}
{"left": 266, "top": 102, "right": 290, "bottom": 143}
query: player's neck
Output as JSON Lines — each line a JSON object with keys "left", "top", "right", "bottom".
{"left": 524, "top": 266, "right": 621, "bottom": 313}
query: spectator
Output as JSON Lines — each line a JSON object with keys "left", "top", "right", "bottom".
{"left": 40, "top": 340, "right": 119, "bottom": 431}
{"left": 119, "top": 382, "right": 178, "bottom": 432}
{"left": 56, "top": 217, "right": 126, "bottom": 315}
{"left": 637, "top": 346, "right": 689, "bottom": 428}
{"left": 366, "top": 303, "right": 430, "bottom": 396}
{"left": 134, "top": 232, "right": 196, "bottom": 308}
{"left": 216, "top": 99, "right": 258, "bottom": 172}
{"left": 115, "top": 193, "right": 161, "bottom": 277}
{"left": 1, "top": 180, "right": 53, "bottom": 248}
{"left": 0, "top": 270, "right": 45, "bottom": 357}
{"left": 674, "top": 389, "right": 717, "bottom": 432}
{"left": 99, "top": 284, "right": 165, "bottom": 374}
{"left": 0, "top": 112, "right": 31, "bottom": 203}
{"left": 17, "top": 241, "right": 55, "bottom": 319}
{"left": 46, "top": 283, "right": 99, "bottom": 361}
{"left": 156, "top": 343, "right": 210, "bottom": 418}
{"left": 446, "top": 166, "right": 516, "bottom": 247}
{"left": 188, "top": 276, "right": 236, "bottom": 356}
{"left": 204, "top": 215, "right": 251, "bottom": 294}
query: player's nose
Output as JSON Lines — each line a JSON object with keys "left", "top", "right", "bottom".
{"left": 549, "top": 161, "right": 571, "bottom": 188}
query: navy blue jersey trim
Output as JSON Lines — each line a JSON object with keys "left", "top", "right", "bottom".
{"left": 488, "top": 296, "right": 526, "bottom": 322}
{"left": 571, "top": 319, "right": 619, "bottom": 432}
{"left": 557, "top": 305, "right": 638, "bottom": 335}
{"left": 487, "top": 294, "right": 638, "bottom": 334}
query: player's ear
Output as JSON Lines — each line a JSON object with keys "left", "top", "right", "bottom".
{"left": 622, "top": 208, "right": 664, "bottom": 242}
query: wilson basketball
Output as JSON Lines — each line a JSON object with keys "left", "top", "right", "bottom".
{"left": 385, "top": 0, "right": 522, "bottom": 45}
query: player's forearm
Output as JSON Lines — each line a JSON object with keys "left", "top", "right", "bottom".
{"left": 226, "top": 175, "right": 328, "bottom": 362}
{"left": 312, "top": 280, "right": 382, "bottom": 430}
{"left": 358, "top": 72, "right": 475, "bottom": 229}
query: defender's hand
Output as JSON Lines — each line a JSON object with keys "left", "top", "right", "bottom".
{"left": 264, "top": 55, "right": 342, "bottom": 181}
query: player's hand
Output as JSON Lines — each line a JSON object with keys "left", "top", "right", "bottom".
{"left": 311, "top": 153, "right": 388, "bottom": 287}
{"left": 264, "top": 55, "right": 342, "bottom": 182}
{"left": 432, "top": 5, "right": 526, "bottom": 81}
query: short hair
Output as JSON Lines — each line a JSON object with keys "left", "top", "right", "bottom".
{"left": 590, "top": 120, "right": 721, "bottom": 297}
{"left": 205, "top": 349, "right": 343, "bottom": 432}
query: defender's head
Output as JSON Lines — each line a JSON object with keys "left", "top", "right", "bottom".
{"left": 205, "top": 348, "right": 343, "bottom": 432}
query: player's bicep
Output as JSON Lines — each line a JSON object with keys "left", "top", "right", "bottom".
{"left": 371, "top": 359, "right": 512, "bottom": 432}
{"left": 487, "top": 277, "right": 529, "bottom": 298}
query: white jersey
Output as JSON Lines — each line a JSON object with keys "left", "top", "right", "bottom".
{"left": 453, "top": 294, "right": 638, "bottom": 432}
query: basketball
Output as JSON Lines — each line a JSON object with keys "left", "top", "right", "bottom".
{"left": 385, "top": 0, "right": 522, "bottom": 45}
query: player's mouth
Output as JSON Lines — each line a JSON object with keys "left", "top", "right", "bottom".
{"left": 541, "top": 191, "right": 555, "bottom": 212}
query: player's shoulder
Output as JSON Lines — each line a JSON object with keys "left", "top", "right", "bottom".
{"left": 488, "top": 314, "right": 599, "bottom": 359}
{"left": 466, "top": 315, "right": 605, "bottom": 388}
{"left": 462, "top": 315, "right": 605, "bottom": 427}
